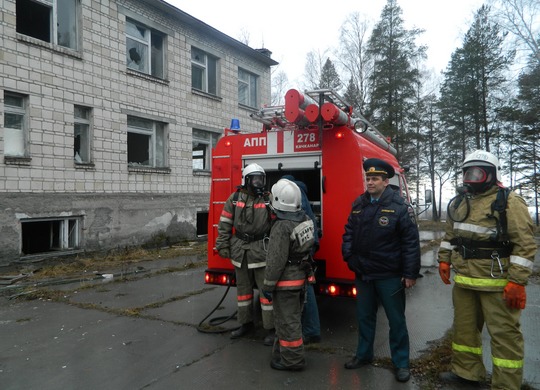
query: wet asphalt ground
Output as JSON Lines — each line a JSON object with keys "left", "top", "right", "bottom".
{"left": 0, "top": 234, "right": 539, "bottom": 390}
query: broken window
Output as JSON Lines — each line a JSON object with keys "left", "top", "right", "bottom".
{"left": 191, "top": 47, "right": 218, "bottom": 95}
{"left": 127, "top": 116, "right": 166, "bottom": 167}
{"left": 21, "top": 217, "right": 80, "bottom": 255}
{"left": 192, "top": 129, "right": 219, "bottom": 171}
{"left": 3, "top": 92, "right": 27, "bottom": 157}
{"left": 238, "top": 68, "right": 258, "bottom": 108}
{"left": 74, "top": 105, "right": 91, "bottom": 163}
{"left": 16, "top": 0, "right": 79, "bottom": 50}
{"left": 126, "top": 19, "right": 164, "bottom": 78}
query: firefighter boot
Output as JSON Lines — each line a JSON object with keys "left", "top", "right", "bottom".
{"left": 439, "top": 372, "right": 480, "bottom": 387}
{"left": 231, "top": 322, "right": 254, "bottom": 339}
{"left": 263, "top": 329, "right": 275, "bottom": 346}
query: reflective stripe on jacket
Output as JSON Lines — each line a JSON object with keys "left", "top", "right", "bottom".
{"left": 215, "top": 189, "right": 272, "bottom": 268}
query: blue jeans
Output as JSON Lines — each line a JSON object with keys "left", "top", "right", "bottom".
{"left": 301, "top": 284, "right": 320, "bottom": 337}
{"left": 354, "top": 277, "right": 409, "bottom": 369}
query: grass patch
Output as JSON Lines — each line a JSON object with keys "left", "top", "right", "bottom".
{"left": 5, "top": 241, "right": 207, "bottom": 281}
{"left": 410, "top": 330, "right": 453, "bottom": 389}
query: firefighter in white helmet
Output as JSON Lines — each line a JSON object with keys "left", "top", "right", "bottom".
{"left": 263, "top": 178, "right": 315, "bottom": 371}
{"left": 438, "top": 150, "right": 537, "bottom": 389}
{"left": 215, "top": 163, "right": 275, "bottom": 345}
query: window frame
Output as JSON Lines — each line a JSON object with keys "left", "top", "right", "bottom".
{"left": 3, "top": 92, "right": 28, "bottom": 158}
{"left": 74, "top": 105, "right": 91, "bottom": 164}
{"left": 21, "top": 216, "right": 81, "bottom": 256}
{"left": 238, "top": 68, "right": 258, "bottom": 108}
{"left": 127, "top": 116, "right": 167, "bottom": 168}
{"left": 191, "top": 47, "right": 218, "bottom": 95}
{"left": 192, "top": 129, "right": 219, "bottom": 171}
{"left": 16, "top": 0, "right": 80, "bottom": 50}
{"left": 126, "top": 18, "right": 165, "bottom": 79}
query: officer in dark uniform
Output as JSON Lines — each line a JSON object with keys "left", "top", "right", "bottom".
{"left": 342, "top": 158, "right": 421, "bottom": 383}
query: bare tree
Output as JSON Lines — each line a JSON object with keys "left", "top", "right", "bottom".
{"left": 271, "top": 70, "right": 289, "bottom": 105}
{"left": 303, "top": 49, "right": 329, "bottom": 90}
{"left": 488, "top": 0, "right": 540, "bottom": 65}
{"left": 237, "top": 28, "right": 251, "bottom": 46}
{"left": 336, "top": 12, "right": 373, "bottom": 113}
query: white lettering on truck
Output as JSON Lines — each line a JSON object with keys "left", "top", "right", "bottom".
{"left": 244, "top": 137, "right": 267, "bottom": 148}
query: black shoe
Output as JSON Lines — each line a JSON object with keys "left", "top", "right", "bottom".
{"left": 395, "top": 368, "right": 411, "bottom": 382}
{"left": 344, "top": 357, "right": 372, "bottom": 369}
{"left": 439, "top": 372, "right": 480, "bottom": 386}
{"left": 303, "top": 335, "right": 321, "bottom": 345}
{"left": 270, "top": 359, "right": 305, "bottom": 371}
{"left": 263, "top": 331, "right": 275, "bottom": 346}
{"left": 230, "top": 322, "right": 254, "bottom": 339}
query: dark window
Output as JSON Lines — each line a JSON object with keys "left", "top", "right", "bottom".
{"left": 16, "top": 0, "right": 78, "bottom": 49}
{"left": 21, "top": 218, "right": 80, "bottom": 255}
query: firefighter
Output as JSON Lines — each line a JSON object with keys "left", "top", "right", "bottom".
{"left": 438, "top": 150, "right": 537, "bottom": 390}
{"left": 342, "top": 158, "right": 420, "bottom": 383}
{"left": 281, "top": 174, "right": 321, "bottom": 345}
{"left": 215, "top": 163, "right": 275, "bottom": 345}
{"left": 263, "top": 178, "right": 315, "bottom": 371}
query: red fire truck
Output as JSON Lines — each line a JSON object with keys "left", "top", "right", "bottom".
{"left": 204, "top": 89, "right": 411, "bottom": 298}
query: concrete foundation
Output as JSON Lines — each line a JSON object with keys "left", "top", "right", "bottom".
{"left": 0, "top": 192, "right": 209, "bottom": 265}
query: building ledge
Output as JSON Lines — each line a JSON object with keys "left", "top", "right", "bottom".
{"left": 4, "top": 156, "right": 32, "bottom": 166}
{"left": 128, "top": 166, "right": 171, "bottom": 174}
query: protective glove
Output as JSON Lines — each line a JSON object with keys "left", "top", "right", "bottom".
{"left": 438, "top": 262, "right": 451, "bottom": 285}
{"left": 217, "top": 248, "right": 230, "bottom": 259}
{"left": 262, "top": 290, "right": 273, "bottom": 302}
{"left": 503, "top": 281, "right": 526, "bottom": 309}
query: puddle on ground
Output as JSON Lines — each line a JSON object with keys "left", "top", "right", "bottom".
{"left": 419, "top": 230, "right": 444, "bottom": 241}
{"left": 421, "top": 247, "right": 439, "bottom": 267}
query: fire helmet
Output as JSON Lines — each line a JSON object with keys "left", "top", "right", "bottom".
{"left": 271, "top": 179, "right": 301, "bottom": 213}
{"left": 462, "top": 150, "right": 501, "bottom": 193}
{"left": 462, "top": 150, "right": 502, "bottom": 181}
{"left": 242, "top": 163, "right": 266, "bottom": 190}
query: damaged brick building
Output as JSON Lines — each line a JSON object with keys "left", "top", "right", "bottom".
{"left": 0, "top": 0, "right": 277, "bottom": 265}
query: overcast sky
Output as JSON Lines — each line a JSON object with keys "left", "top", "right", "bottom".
{"left": 166, "top": 0, "right": 485, "bottom": 85}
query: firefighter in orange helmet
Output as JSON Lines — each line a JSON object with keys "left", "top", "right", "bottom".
{"left": 438, "top": 150, "right": 537, "bottom": 390}
{"left": 263, "top": 179, "right": 315, "bottom": 371}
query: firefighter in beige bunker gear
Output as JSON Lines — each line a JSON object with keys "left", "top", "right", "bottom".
{"left": 438, "top": 150, "right": 537, "bottom": 390}
{"left": 263, "top": 179, "right": 315, "bottom": 371}
{"left": 215, "top": 163, "right": 274, "bottom": 344}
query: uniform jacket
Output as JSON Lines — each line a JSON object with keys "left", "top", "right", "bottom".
{"left": 438, "top": 186, "right": 536, "bottom": 291}
{"left": 215, "top": 188, "right": 272, "bottom": 269}
{"left": 264, "top": 213, "right": 315, "bottom": 291}
{"left": 342, "top": 186, "right": 421, "bottom": 281}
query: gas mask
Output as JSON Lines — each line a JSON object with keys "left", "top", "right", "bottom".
{"left": 462, "top": 166, "right": 496, "bottom": 194}
{"left": 246, "top": 174, "right": 265, "bottom": 196}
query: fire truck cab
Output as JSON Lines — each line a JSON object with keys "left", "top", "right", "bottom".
{"left": 205, "top": 89, "right": 411, "bottom": 298}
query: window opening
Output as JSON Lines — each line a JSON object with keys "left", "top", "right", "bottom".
{"left": 4, "top": 92, "right": 27, "bottom": 157}
{"left": 74, "top": 105, "right": 91, "bottom": 163}
{"left": 21, "top": 217, "right": 80, "bottom": 255}
{"left": 191, "top": 47, "right": 217, "bottom": 95}
{"left": 127, "top": 116, "right": 166, "bottom": 167}
{"left": 126, "top": 19, "right": 164, "bottom": 78}
{"left": 197, "top": 211, "right": 208, "bottom": 236}
{"left": 192, "top": 129, "right": 219, "bottom": 170}
{"left": 16, "top": 0, "right": 78, "bottom": 50}
{"left": 238, "top": 68, "right": 258, "bottom": 108}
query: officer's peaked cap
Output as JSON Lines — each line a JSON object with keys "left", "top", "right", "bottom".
{"left": 363, "top": 158, "right": 395, "bottom": 178}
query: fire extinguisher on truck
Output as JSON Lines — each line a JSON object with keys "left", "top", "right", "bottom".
{"left": 204, "top": 88, "right": 412, "bottom": 298}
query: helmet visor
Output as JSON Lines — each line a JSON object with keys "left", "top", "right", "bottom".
{"left": 463, "top": 167, "right": 487, "bottom": 183}
{"left": 249, "top": 174, "right": 265, "bottom": 188}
